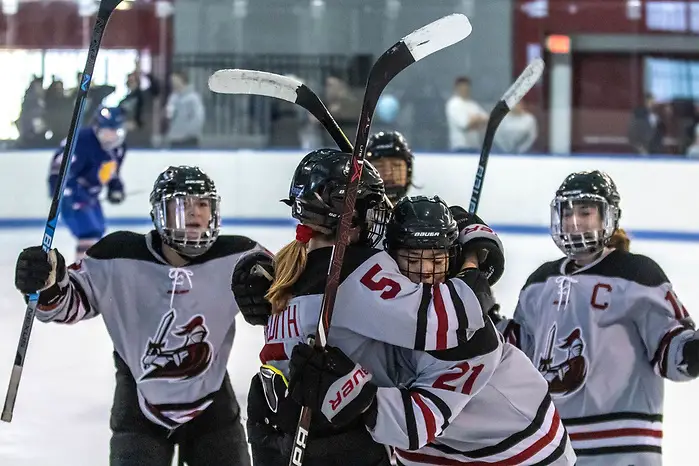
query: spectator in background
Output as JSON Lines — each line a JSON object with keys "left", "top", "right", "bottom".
{"left": 628, "top": 92, "right": 665, "bottom": 155}
{"left": 686, "top": 124, "right": 699, "bottom": 158}
{"left": 324, "top": 74, "right": 361, "bottom": 146}
{"left": 493, "top": 100, "right": 538, "bottom": 154}
{"left": 445, "top": 76, "right": 488, "bottom": 151}
{"left": 165, "top": 70, "right": 205, "bottom": 148}
{"left": 17, "top": 76, "right": 47, "bottom": 148}
{"left": 120, "top": 63, "right": 160, "bottom": 148}
{"left": 44, "top": 77, "right": 72, "bottom": 145}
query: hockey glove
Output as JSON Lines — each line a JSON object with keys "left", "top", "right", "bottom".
{"left": 231, "top": 251, "right": 275, "bottom": 326}
{"left": 107, "top": 178, "right": 125, "bottom": 204}
{"left": 449, "top": 205, "right": 505, "bottom": 286}
{"left": 288, "top": 342, "right": 377, "bottom": 429}
{"left": 682, "top": 334, "right": 699, "bottom": 378}
{"left": 15, "top": 247, "right": 66, "bottom": 295}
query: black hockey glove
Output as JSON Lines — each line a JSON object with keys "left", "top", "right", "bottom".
{"left": 289, "top": 342, "right": 378, "bottom": 429}
{"left": 231, "top": 251, "right": 275, "bottom": 326}
{"left": 106, "top": 178, "right": 125, "bottom": 204}
{"left": 248, "top": 365, "right": 305, "bottom": 435}
{"left": 15, "top": 247, "right": 66, "bottom": 296}
{"left": 449, "top": 205, "right": 505, "bottom": 286}
{"left": 682, "top": 334, "right": 699, "bottom": 378}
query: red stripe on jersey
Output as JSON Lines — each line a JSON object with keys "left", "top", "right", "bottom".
{"left": 433, "top": 284, "right": 448, "bottom": 350}
{"left": 569, "top": 427, "right": 662, "bottom": 441}
{"left": 259, "top": 342, "right": 287, "bottom": 364}
{"left": 503, "top": 409, "right": 561, "bottom": 465}
{"left": 398, "top": 408, "right": 562, "bottom": 465}
{"left": 411, "top": 392, "right": 437, "bottom": 443}
{"left": 652, "top": 326, "right": 685, "bottom": 377}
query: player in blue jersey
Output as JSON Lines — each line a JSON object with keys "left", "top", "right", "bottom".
{"left": 48, "top": 106, "right": 127, "bottom": 260}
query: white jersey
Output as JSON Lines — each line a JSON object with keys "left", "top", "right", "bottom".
{"left": 393, "top": 342, "right": 576, "bottom": 466}
{"left": 261, "top": 245, "right": 576, "bottom": 464}
{"left": 34, "top": 231, "right": 267, "bottom": 429}
{"left": 498, "top": 248, "right": 698, "bottom": 466}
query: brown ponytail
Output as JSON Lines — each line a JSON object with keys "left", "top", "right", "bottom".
{"left": 608, "top": 228, "right": 630, "bottom": 252}
{"left": 265, "top": 224, "right": 316, "bottom": 314}
{"left": 265, "top": 240, "right": 309, "bottom": 314}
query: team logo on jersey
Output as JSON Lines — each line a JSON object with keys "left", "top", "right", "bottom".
{"left": 139, "top": 310, "right": 213, "bottom": 383}
{"left": 98, "top": 160, "right": 117, "bottom": 185}
{"left": 537, "top": 324, "right": 588, "bottom": 398}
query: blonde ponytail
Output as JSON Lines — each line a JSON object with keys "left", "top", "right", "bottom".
{"left": 608, "top": 228, "right": 630, "bottom": 252}
{"left": 265, "top": 224, "right": 315, "bottom": 314}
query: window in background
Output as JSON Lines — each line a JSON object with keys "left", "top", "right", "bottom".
{"left": 645, "top": 57, "right": 699, "bottom": 102}
{"left": 0, "top": 48, "right": 152, "bottom": 141}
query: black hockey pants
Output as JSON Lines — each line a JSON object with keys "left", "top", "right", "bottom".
{"left": 246, "top": 373, "right": 391, "bottom": 466}
{"left": 109, "top": 352, "right": 251, "bottom": 466}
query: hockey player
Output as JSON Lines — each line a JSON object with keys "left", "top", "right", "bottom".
{"left": 15, "top": 166, "right": 258, "bottom": 466}
{"left": 48, "top": 106, "right": 128, "bottom": 260}
{"left": 365, "top": 131, "right": 414, "bottom": 204}
{"left": 232, "top": 149, "right": 498, "bottom": 465}
{"left": 374, "top": 196, "right": 574, "bottom": 465}
{"left": 493, "top": 170, "right": 699, "bottom": 466}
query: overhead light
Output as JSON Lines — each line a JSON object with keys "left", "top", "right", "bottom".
{"left": 546, "top": 34, "right": 571, "bottom": 54}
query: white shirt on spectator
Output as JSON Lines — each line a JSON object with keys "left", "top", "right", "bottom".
{"left": 494, "top": 111, "right": 538, "bottom": 154}
{"left": 445, "top": 95, "right": 487, "bottom": 151}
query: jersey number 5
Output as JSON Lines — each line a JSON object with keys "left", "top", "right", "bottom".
{"left": 432, "top": 362, "right": 485, "bottom": 395}
{"left": 360, "top": 264, "right": 401, "bottom": 299}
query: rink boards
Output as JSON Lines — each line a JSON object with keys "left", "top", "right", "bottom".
{"left": 3, "top": 149, "right": 697, "bottom": 241}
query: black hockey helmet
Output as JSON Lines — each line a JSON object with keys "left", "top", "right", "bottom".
{"left": 366, "top": 131, "right": 414, "bottom": 203}
{"left": 282, "top": 149, "right": 389, "bottom": 247}
{"left": 385, "top": 195, "right": 460, "bottom": 284}
{"left": 150, "top": 165, "right": 221, "bottom": 257}
{"left": 550, "top": 170, "right": 621, "bottom": 259}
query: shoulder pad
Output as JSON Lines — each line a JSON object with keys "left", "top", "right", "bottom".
{"left": 87, "top": 231, "right": 149, "bottom": 261}
{"left": 523, "top": 258, "right": 564, "bottom": 290}
{"left": 589, "top": 250, "right": 669, "bottom": 287}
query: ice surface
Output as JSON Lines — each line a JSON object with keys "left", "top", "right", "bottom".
{"left": 0, "top": 226, "right": 697, "bottom": 465}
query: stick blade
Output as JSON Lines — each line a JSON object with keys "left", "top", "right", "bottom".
{"left": 208, "top": 69, "right": 302, "bottom": 103}
{"left": 403, "top": 14, "right": 473, "bottom": 62}
{"left": 502, "top": 58, "right": 545, "bottom": 110}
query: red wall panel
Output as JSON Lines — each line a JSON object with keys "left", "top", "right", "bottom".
{"left": 0, "top": 1, "right": 168, "bottom": 50}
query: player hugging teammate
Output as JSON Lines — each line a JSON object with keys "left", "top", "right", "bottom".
{"left": 16, "top": 165, "right": 264, "bottom": 465}
{"left": 231, "top": 148, "right": 575, "bottom": 465}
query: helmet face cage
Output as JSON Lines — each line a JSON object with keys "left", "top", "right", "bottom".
{"left": 370, "top": 157, "right": 411, "bottom": 203}
{"left": 550, "top": 194, "right": 618, "bottom": 259}
{"left": 391, "top": 242, "right": 460, "bottom": 285}
{"left": 363, "top": 198, "right": 391, "bottom": 247}
{"left": 384, "top": 195, "right": 460, "bottom": 283}
{"left": 367, "top": 132, "right": 414, "bottom": 204}
{"left": 152, "top": 192, "right": 221, "bottom": 257}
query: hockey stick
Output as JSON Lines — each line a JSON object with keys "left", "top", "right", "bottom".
{"left": 468, "top": 58, "right": 545, "bottom": 215}
{"left": 207, "top": 69, "right": 395, "bottom": 209}
{"left": 288, "top": 14, "right": 472, "bottom": 466}
{"left": 1, "top": 0, "right": 123, "bottom": 423}
{"left": 208, "top": 70, "right": 353, "bottom": 153}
